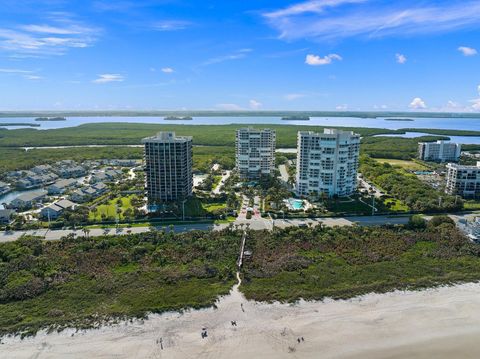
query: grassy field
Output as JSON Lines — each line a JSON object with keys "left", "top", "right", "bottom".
{"left": 326, "top": 196, "right": 372, "bottom": 215}
{"left": 374, "top": 158, "right": 429, "bottom": 171}
{"left": 88, "top": 195, "right": 135, "bottom": 221}
{"left": 383, "top": 198, "right": 409, "bottom": 212}
{"left": 183, "top": 197, "right": 228, "bottom": 217}
{"left": 463, "top": 201, "right": 480, "bottom": 210}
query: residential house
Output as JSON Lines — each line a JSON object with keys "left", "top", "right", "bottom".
{"left": 103, "top": 159, "right": 139, "bottom": 166}
{"left": 31, "top": 164, "right": 53, "bottom": 175}
{"left": 69, "top": 183, "right": 108, "bottom": 203}
{"left": 10, "top": 190, "right": 47, "bottom": 209}
{"left": 57, "top": 165, "right": 87, "bottom": 178}
{"left": 0, "top": 181, "right": 11, "bottom": 195}
{"left": 48, "top": 178, "right": 78, "bottom": 195}
{"left": 0, "top": 209, "right": 15, "bottom": 224}
{"left": 40, "top": 199, "right": 76, "bottom": 220}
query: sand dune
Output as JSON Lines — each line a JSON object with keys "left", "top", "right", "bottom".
{"left": 3, "top": 281, "right": 480, "bottom": 358}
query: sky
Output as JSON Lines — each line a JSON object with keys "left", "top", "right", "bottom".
{"left": 0, "top": 0, "right": 480, "bottom": 112}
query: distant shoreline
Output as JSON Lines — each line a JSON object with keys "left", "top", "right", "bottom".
{"left": 384, "top": 118, "right": 415, "bottom": 122}
{"left": 0, "top": 123, "right": 40, "bottom": 127}
{"left": 1, "top": 110, "right": 480, "bottom": 119}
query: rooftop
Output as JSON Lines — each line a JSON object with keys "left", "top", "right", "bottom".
{"left": 55, "top": 199, "right": 76, "bottom": 209}
{"left": 15, "top": 190, "right": 47, "bottom": 202}
{"left": 447, "top": 162, "right": 480, "bottom": 169}
{"left": 299, "top": 128, "right": 360, "bottom": 137}
{"left": 142, "top": 131, "right": 192, "bottom": 143}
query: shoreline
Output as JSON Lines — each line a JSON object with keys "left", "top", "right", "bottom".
{"left": 3, "top": 282, "right": 480, "bottom": 358}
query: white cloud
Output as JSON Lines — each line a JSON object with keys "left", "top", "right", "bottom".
{"left": 264, "top": 1, "right": 480, "bottom": 41}
{"left": 0, "top": 68, "right": 43, "bottom": 80}
{"left": 161, "top": 67, "right": 174, "bottom": 73}
{"left": 284, "top": 93, "right": 305, "bottom": 101}
{"left": 395, "top": 53, "right": 407, "bottom": 64}
{"left": 264, "top": 0, "right": 367, "bottom": 19}
{"left": 470, "top": 85, "right": 480, "bottom": 111}
{"left": 24, "top": 75, "right": 43, "bottom": 80}
{"left": 215, "top": 103, "right": 244, "bottom": 111}
{"left": 20, "top": 24, "right": 84, "bottom": 35}
{"left": 336, "top": 104, "right": 348, "bottom": 110}
{"left": 409, "top": 97, "right": 426, "bottom": 109}
{"left": 458, "top": 46, "right": 477, "bottom": 56}
{"left": 0, "top": 68, "right": 33, "bottom": 74}
{"left": 202, "top": 49, "right": 252, "bottom": 66}
{"left": 305, "top": 53, "right": 342, "bottom": 66}
{"left": 446, "top": 100, "right": 460, "bottom": 109}
{"left": 249, "top": 99, "right": 262, "bottom": 110}
{"left": 471, "top": 100, "right": 480, "bottom": 111}
{"left": 0, "top": 16, "right": 99, "bottom": 56}
{"left": 152, "top": 20, "right": 191, "bottom": 32}
{"left": 93, "top": 74, "right": 124, "bottom": 83}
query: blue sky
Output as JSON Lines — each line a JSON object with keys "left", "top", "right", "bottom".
{"left": 0, "top": 0, "right": 480, "bottom": 111}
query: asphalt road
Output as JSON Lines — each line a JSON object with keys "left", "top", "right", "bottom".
{"left": 0, "top": 215, "right": 411, "bottom": 242}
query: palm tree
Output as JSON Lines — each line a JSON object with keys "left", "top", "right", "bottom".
{"left": 82, "top": 228, "right": 90, "bottom": 239}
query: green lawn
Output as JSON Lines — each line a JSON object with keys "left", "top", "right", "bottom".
{"left": 184, "top": 197, "right": 228, "bottom": 217}
{"left": 374, "top": 158, "right": 429, "bottom": 171}
{"left": 463, "top": 201, "right": 480, "bottom": 210}
{"left": 203, "top": 203, "right": 227, "bottom": 212}
{"left": 89, "top": 195, "right": 134, "bottom": 221}
{"left": 326, "top": 196, "right": 372, "bottom": 214}
{"left": 382, "top": 198, "right": 409, "bottom": 212}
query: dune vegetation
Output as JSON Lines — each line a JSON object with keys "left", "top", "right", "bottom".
{"left": 241, "top": 217, "right": 480, "bottom": 302}
{"left": 0, "top": 229, "right": 240, "bottom": 337}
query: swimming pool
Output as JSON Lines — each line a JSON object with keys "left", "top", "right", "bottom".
{"left": 286, "top": 198, "right": 304, "bottom": 210}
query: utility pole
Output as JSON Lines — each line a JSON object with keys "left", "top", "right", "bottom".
{"left": 182, "top": 199, "right": 187, "bottom": 221}
{"left": 371, "top": 194, "right": 375, "bottom": 216}
{"left": 115, "top": 204, "right": 119, "bottom": 228}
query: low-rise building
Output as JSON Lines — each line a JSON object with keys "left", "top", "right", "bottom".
{"left": 0, "top": 209, "right": 15, "bottom": 224}
{"left": 445, "top": 162, "right": 480, "bottom": 199}
{"left": 31, "top": 164, "right": 53, "bottom": 175}
{"left": 418, "top": 140, "right": 461, "bottom": 162}
{"left": 40, "top": 199, "right": 76, "bottom": 220}
{"left": 90, "top": 169, "right": 122, "bottom": 183}
{"left": 103, "top": 159, "right": 139, "bottom": 166}
{"left": 69, "top": 182, "right": 108, "bottom": 203}
{"left": 48, "top": 178, "right": 78, "bottom": 195}
{"left": 10, "top": 190, "right": 48, "bottom": 209}
{"left": 16, "top": 172, "right": 58, "bottom": 189}
{"left": 93, "top": 182, "right": 108, "bottom": 194}
{"left": 0, "top": 181, "right": 11, "bottom": 195}
{"left": 57, "top": 165, "right": 87, "bottom": 178}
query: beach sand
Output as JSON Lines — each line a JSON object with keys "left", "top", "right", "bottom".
{"left": 2, "top": 280, "right": 480, "bottom": 359}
